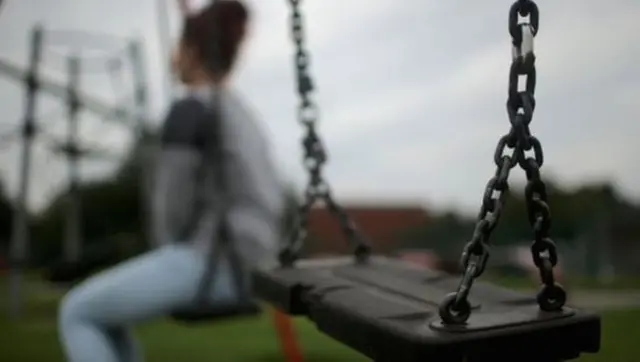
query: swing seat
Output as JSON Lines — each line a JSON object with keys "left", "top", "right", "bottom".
{"left": 253, "top": 256, "right": 601, "bottom": 362}
{"left": 171, "top": 300, "right": 262, "bottom": 324}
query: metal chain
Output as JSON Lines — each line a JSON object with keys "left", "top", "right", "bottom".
{"left": 439, "top": 0, "right": 566, "bottom": 325}
{"left": 278, "top": 0, "right": 371, "bottom": 267}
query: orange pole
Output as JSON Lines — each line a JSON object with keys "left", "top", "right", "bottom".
{"left": 271, "top": 308, "right": 305, "bottom": 362}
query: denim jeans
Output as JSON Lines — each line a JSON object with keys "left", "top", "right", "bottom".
{"left": 58, "top": 243, "right": 237, "bottom": 362}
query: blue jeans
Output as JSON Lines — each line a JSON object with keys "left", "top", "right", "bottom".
{"left": 58, "top": 243, "right": 238, "bottom": 362}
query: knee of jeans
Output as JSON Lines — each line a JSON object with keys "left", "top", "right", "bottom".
{"left": 59, "top": 288, "right": 90, "bottom": 327}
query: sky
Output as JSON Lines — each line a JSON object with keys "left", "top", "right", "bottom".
{"left": 0, "top": 0, "right": 638, "bottom": 215}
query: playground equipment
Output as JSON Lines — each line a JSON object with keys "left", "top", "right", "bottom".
{"left": 252, "top": 1, "right": 601, "bottom": 361}
{"left": 0, "top": 24, "right": 150, "bottom": 318}
{"left": 168, "top": 90, "right": 261, "bottom": 323}
{"left": 2, "top": 2, "right": 305, "bottom": 361}
{"left": 0, "top": 1, "right": 603, "bottom": 361}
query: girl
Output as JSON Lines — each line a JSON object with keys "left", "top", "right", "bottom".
{"left": 58, "top": 2, "right": 284, "bottom": 361}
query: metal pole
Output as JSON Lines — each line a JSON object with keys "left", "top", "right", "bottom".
{"left": 8, "top": 24, "right": 43, "bottom": 320}
{"left": 128, "top": 41, "right": 153, "bottom": 246}
{"left": 0, "top": 57, "right": 147, "bottom": 127}
{"left": 63, "top": 55, "right": 82, "bottom": 263}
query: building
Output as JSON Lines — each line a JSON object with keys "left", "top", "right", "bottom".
{"left": 305, "top": 203, "right": 430, "bottom": 255}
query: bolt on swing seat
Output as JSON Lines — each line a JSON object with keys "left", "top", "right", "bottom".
{"left": 253, "top": 0, "right": 601, "bottom": 360}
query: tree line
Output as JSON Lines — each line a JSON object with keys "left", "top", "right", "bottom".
{"left": 397, "top": 180, "right": 640, "bottom": 263}
{"left": 0, "top": 137, "right": 637, "bottom": 269}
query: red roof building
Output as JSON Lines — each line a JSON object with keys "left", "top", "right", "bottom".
{"left": 305, "top": 204, "right": 430, "bottom": 255}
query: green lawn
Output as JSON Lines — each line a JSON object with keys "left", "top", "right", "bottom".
{"left": 488, "top": 274, "right": 640, "bottom": 291}
{"left": 1, "top": 314, "right": 364, "bottom": 362}
{"left": 1, "top": 276, "right": 639, "bottom": 362}
{"left": 0, "top": 276, "right": 364, "bottom": 362}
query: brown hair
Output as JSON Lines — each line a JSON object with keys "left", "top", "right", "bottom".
{"left": 181, "top": 0, "right": 249, "bottom": 75}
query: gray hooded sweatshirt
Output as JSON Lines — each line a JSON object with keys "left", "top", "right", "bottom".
{"left": 152, "top": 86, "right": 284, "bottom": 267}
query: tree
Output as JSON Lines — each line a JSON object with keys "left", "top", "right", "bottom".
{"left": 398, "top": 179, "right": 640, "bottom": 259}
{"left": 33, "top": 131, "right": 302, "bottom": 266}
{"left": 32, "top": 133, "right": 150, "bottom": 265}
{"left": 0, "top": 178, "right": 14, "bottom": 252}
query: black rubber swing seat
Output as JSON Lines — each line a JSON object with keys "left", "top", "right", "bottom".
{"left": 253, "top": 256, "right": 600, "bottom": 362}
{"left": 170, "top": 300, "right": 261, "bottom": 324}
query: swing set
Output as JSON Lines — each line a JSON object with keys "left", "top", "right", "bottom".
{"left": 171, "top": 0, "right": 600, "bottom": 361}
{"left": 0, "top": 0, "right": 601, "bottom": 360}
{"left": 251, "top": 1, "right": 601, "bottom": 361}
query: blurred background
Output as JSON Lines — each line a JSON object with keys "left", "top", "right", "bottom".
{"left": 0, "top": 0, "right": 639, "bottom": 361}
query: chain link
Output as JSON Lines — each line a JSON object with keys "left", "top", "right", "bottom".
{"left": 439, "top": 0, "right": 566, "bottom": 325}
{"left": 279, "top": 0, "right": 371, "bottom": 267}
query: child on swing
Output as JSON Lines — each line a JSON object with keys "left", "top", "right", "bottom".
{"left": 58, "top": 2, "right": 284, "bottom": 361}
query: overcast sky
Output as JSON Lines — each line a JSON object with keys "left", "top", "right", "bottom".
{"left": 0, "top": 0, "right": 638, "bottom": 215}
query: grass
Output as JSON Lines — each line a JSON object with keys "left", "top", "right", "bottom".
{"left": 487, "top": 273, "right": 640, "bottom": 291}
{"left": 0, "top": 275, "right": 364, "bottom": 362}
{"left": 1, "top": 314, "right": 365, "bottom": 362}
{"left": 1, "top": 275, "right": 640, "bottom": 362}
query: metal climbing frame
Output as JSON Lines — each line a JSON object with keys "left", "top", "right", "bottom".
{"left": 7, "top": 24, "right": 43, "bottom": 321}
{"left": 252, "top": 1, "right": 601, "bottom": 361}
{"left": 3, "top": 25, "right": 150, "bottom": 319}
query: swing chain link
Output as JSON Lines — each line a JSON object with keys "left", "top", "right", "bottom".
{"left": 439, "top": 0, "right": 566, "bottom": 325}
{"left": 279, "top": 0, "right": 371, "bottom": 267}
